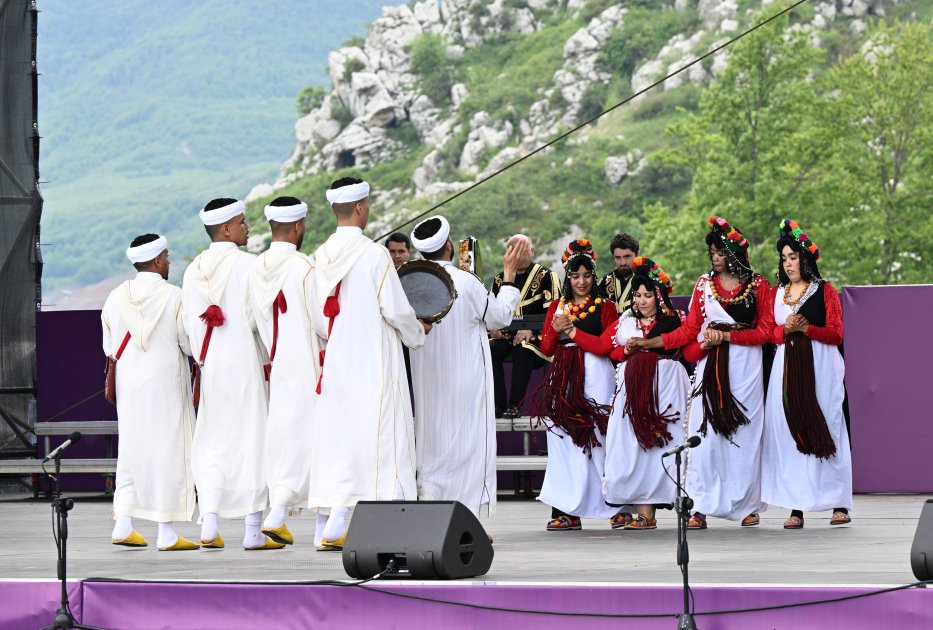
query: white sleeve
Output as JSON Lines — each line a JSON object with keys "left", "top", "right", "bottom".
{"left": 174, "top": 295, "right": 192, "bottom": 357}
{"left": 479, "top": 283, "right": 519, "bottom": 330}
{"left": 377, "top": 258, "right": 425, "bottom": 350}
{"left": 101, "top": 297, "right": 114, "bottom": 357}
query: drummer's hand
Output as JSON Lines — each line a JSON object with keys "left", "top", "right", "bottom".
{"left": 513, "top": 330, "right": 533, "bottom": 346}
{"left": 489, "top": 328, "right": 505, "bottom": 340}
{"left": 419, "top": 319, "right": 433, "bottom": 335}
{"left": 503, "top": 240, "right": 530, "bottom": 283}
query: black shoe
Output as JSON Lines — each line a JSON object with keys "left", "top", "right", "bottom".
{"left": 503, "top": 406, "right": 521, "bottom": 419}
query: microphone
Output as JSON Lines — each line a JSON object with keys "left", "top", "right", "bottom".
{"left": 662, "top": 435, "right": 701, "bottom": 458}
{"left": 43, "top": 432, "right": 82, "bottom": 463}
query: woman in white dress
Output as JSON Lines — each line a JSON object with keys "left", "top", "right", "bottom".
{"left": 634, "top": 217, "right": 774, "bottom": 529}
{"left": 573, "top": 257, "right": 689, "bottom": 530}
{"left": 762, "top": 219, "right": 852, "bottom": 529}
{"left": 529, "top": 239, "right": 618, "bottom": 531}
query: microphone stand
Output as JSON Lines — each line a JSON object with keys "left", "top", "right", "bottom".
{"left": 41, "top": 454, "right": 93, "bottom": 630}
{"left": 673, "top": 449, "right": 696, "bottom": 630}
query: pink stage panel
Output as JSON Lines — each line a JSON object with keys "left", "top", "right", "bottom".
{"left": 842, "top": 285, "right": 933, "bottom": 492}
{"left": 1, "top": 580, "right": 929, "bottom": 630}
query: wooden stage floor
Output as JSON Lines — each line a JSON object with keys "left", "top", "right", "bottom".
{"left": 0, "top": 492, "right": 927, "bottom": 586}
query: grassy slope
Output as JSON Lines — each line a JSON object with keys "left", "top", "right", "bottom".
{"left": 38, "top": 0, "right": 388, "bottom": 290}
{"left": 253, "top": 0, "right": 931, "bottom": 287}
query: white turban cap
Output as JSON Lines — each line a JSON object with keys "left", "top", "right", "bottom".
{"left": 264, "top": 201, "right": 308, "bottom": 222}
{"left": 325, "top": 181, "right": 370, "bottom": 205}
{"left": 411, "top": 216, "right": 450, "bottom": 254}
{"left": 198, "top": 200, "right": 245, "bottom": 226}
{"left": 126, "top": 235, "right": 168, "bottom": 264}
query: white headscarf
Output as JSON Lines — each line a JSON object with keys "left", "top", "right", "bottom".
{"left": 198, "top": 200, "right": 245, "bottom": 226}
{"left": 410, "top": 216, "right": 450, "bottom": 254}
{"left": 125, "top": 235, "right": 167, "bottom": 263}
{"left": 325, "top": 181, "right": 370, "bottom": 205}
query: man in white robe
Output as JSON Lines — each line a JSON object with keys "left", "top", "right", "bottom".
{"left": 104, "top": 234, "right": 198, "bottom": 551}
{"left": 408, "top": 216, "right": 526, "bottom": 516}
{"left": 247, "top": 196, "right": 327, "bottom": 547}
{"left": 307, "top": 178, "right": 428, "bottom": 550}
{"left": 182, "top": 198, "right": 280, "bottom": 550}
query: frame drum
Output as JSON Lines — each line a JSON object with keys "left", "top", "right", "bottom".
{"left": 397, "top": 260, "right": 458, "bottom": 323}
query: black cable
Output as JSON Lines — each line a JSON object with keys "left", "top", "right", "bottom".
{"left": 374, "top": 0, "right": 814, "bottom": 242}
{"left": 83, "top": 558, "right": 399, "bottom": 589}
{"left": 350, "top": 579, "right": 933, "bottom": 619}
{"left": 40, "top": 388, "right": 105, "bottom": 425}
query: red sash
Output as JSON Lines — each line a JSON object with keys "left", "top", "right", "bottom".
{"left": 264, "top": 290, "right": 287, "bottom": 381}
{"left": 315, "top": 282, "right": 341, "bottom": 395}
{"left": 103, "top": 332, "right": 132, "bottom": 405}
{"left": 193, "top": 305, "right": 225, "bottom": 409}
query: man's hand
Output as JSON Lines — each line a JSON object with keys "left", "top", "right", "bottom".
{"left": 502, "top": 239, "right": 531, "bottom": 283}
{"left": 489, "top": 328, "right": 505, "bottom": 340}
{"left": 512, "top": 330, "right": 534, "bottom": 346}
{"left": 419, "top": 319, "right": 433, "bottom": 335}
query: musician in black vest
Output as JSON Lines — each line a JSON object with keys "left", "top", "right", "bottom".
{"left": 489, "top": 235, "right": 561, "bottom": 418}
{"left": 597, "top": 233, "right": 640, "bottom": 313}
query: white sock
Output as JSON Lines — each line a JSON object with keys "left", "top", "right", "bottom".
{"left": 323, "top": 507, "right": 350, "bottom": 542}
{"left": 200, "top": 512, "right": 219, "bottom": 542}
{"left": 243, "top": 511, "right": 265, "bottom": 549}
{"left": 314, "top": 513, "right": 328, "bottom": 548}
{"left": 263, "top": 504, "right": 287, "bottom": 529}
{"left": 111, "top": 515, "right": 133, "bottom": 540}
{"left": 157, "top": 522, "right": 178, "bottom": 549}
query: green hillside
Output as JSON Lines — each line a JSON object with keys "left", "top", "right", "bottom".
{"left": 38, "top": 0, "right": 388, "bottom": 293}
{"left": 248, "top": 0, "right": 932, "bottom": 289}
{"left": 38, "top": 0, "right": 933, "bottom": 297}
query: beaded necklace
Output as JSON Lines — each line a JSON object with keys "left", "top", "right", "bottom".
{"left": 559, "top": 295, "right": 602, "bottom": 321}
{"left": 783, "top": 281, "right": 811, "bottom": 307}
{"left": 708, "top": 275, "right": 754, "bottom": 305}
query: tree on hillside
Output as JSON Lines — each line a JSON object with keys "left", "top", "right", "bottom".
{"left": 643, "top": 11, "right": 826, "bottom": 283}
{"left": 819, "top": 22, "right": 933, "bottom": 284}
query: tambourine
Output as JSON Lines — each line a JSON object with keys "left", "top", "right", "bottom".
{"left": 397, "top": 260, "right": 458, "bottom": 323}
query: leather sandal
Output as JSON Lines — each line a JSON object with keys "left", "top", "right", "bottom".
{"left": 546, "top": 515, "right": 582, "bottom": 531}
{"left": 783, "top": 515, "right": 804, "bottom": 529}
{"left": 686, "top": 514, "right": 707, "bottom": 530}
{"left": 830, "top": 511, "right": 851, "bottom": 526}
{"left": 741, "top": 513, "right": 760, "bottom": 527}
{"left": 609, "top": 512, "right": 633, "bottom": 529}
{"left": 624, "top": 515, "right": 657, "bottom": 530}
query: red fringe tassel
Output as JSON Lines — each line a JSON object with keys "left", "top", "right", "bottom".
{"left": 622, "top": 351, "right": 679, "bottom": 450}
{"left": 527, "top": 344, "right": 608, "bottom": 456}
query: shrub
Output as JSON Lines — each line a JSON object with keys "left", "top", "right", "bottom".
{"left": 296, "top": 86, "right": 326, "bottom": 117}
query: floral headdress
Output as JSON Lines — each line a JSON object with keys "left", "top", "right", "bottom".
{"left": 561, "top": 238, "right": 596, "bottom": 269}
{"left": 630, "top": 256, "right": 675, "bottom": 316}
{"left": 631, "top": 256, "right": 673, "bottom": 295}
{"left": 779, "top": 219, "right": 820, "bottom": 260}
{"left": 708, "top": 216, "right": 749, "bottom": 255}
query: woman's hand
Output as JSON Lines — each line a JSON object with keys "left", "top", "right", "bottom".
{"left": 552, "top": 313, "right": 572, "bottom": 333}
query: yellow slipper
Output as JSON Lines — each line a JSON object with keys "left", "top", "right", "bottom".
{"left": 318, "top": 533, "right": 346, "bottom": 551}
{"left": 159, "top": 536, "right": 200, "bottom": 551}
{"left": 261, "top": 523, "right": 294, "bottom": 545}
{"left": 245, "top": 536, "right": 286, "bottom": 551}
{"left": 200, "top": 534, "right": 225, "bottom": 549}
{"left": 112, "top": 530, "right": 148, "bottom": 548}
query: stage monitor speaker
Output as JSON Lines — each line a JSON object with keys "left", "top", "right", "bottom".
{"left": 343, "top": 501, "right": 493, "bottom": 580}
{"left": 910, "top": 499, "right": 933, "bottom": 581}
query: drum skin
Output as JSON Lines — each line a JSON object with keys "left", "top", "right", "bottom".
{"left": 397, "top": 260, "right": 458, "bottom": 323}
